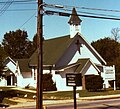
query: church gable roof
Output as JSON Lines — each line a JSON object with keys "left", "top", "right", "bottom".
{"left": 29, "top": 33, "right": 106, "bottom": 67}
{"left": 77, "top": 33, "right": 106, "bottom": 65}
{"left": 29, "top": 35, "right": 74, "bottom": 66}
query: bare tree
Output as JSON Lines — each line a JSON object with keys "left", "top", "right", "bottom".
{"left": 111, "top": 27, "right": 120, "bottom": 41}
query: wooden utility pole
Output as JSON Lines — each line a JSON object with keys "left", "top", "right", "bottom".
{"left": 36, "top": 0, "right": 43, "bottom": 109}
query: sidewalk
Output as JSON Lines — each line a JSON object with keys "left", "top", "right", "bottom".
{"left": 11, "top": 87, "right": 36, "bottom": 93}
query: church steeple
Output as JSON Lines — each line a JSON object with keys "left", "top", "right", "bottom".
{"left": 68, "top": 8, "right": 82, "bottom": 38}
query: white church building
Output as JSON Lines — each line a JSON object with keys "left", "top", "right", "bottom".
{"left": 1, "top": 8, "right": 116, "bottom": 91}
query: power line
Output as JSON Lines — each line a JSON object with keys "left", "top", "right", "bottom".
{"left": 80, "top": 6, "right": 120, "bottom": 13}
{"left": 19, "top": 12, "right": 36, "bottom": 28}
{"left": 0, "top": 0, "right": 36, "bottom": 4}
{"left": 0, "top": 2, "right": 37, "bottom": 5}
{"left": 1, "top": 2, "right": 120, "bottom": 18}
{"left": 0, "top": 0, "right": 14, "bottom": 16}
{"left": 1, "top": 1, "right": 120, "bottom": 14}
{"left": 45, "top": 3, "right": 120, "bottom": 13}
{"left": 0, "top": 7, "right": 118, "bottom": 18}
{"left": 45, "top": 6, "right": 120, "bottom": 19}
{"left": 1, "top": 7, "right": 120, "bottom": 18}
{"left": 45, "top": 10, "right": 120, "bottom": 21}
{"left": 0, "top": 8, "right": 36, "bottom": 11}
{"left": 44, "top": 3, "right": 120, "bottom": 20}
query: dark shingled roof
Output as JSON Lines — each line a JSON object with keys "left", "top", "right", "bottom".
{"left": 75, "top": 58, "right": 100, "bottom": 74}
{"left": 75, "top": 58, "right": 90, "bottom": 73}
{"left": 16, "top": 59, "right": 31, "bottom": 72}
{"left": 68, "top": 8, "right": 82, "bottom": 25}
{"left": 29, "top": 35, "right": 74, "bottom": 66}
{"left": 55, "top": 58, "right": 90, "bottom": 74}
{"left": 16, "top": 59, "right": 32, "bottom": 78}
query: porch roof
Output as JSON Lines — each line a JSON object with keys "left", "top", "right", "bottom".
{"left": 55, "top": 58, "right": 101, "bottom": 75}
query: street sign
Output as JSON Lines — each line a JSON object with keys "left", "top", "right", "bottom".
{"left": 66, "top": 73, "right": 82, "bottom": 86}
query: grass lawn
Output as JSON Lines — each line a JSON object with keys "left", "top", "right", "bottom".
{"left": 43, "top": 88, "right": 120, "bottom": 99}
{"left": 0, "top": 86, "right": 36, "bottom": 105}
{"left": 1, "top": 86, "right": 120, "bottom": 105}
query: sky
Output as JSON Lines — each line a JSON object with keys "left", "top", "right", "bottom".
{"left": 1, "top": 0, "right": 120, "bottom": 43}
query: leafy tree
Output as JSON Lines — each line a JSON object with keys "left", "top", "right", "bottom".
{"left": 2, "top": 29, "right": 36, "bottom": 59}
{"left": 116, "top": 75, "right": 120, "bottom": 89}
{"left": 0, "top": 45, "right": 8, "bottom": 76}
{"left": 33, "top": 33, "right": 44, "bottom": 49}
{"left": 91, "top": 37, "right": 120, "bottom": 86}
{"left": 33, "top": 34, "right": 37, "bottom": 49}
{"left": 91, "top": 37, "right": 120, "bottom": 65}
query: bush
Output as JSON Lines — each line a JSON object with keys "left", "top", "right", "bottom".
{"left": 109, "top": 80, "right": 114, "bottom": 88}
{"left": 85, "top": 75, "right": 104, "bottom": 91}
{"left": 43, "top": 73, "right": 57, "bottom": 91}
{"left": 115, "top": 75, "right": 120, "bottom": 89}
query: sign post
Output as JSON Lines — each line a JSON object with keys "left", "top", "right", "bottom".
{"left": 73, "top": 86, "right": 77, "bottom": 109}
{"left": 66, "top": 73, "right": 82, "bottom": 109}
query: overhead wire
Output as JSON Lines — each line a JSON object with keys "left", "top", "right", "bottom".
{"left": 45, "top": 10, "right": 120, "bottom": 21}
{"left": 0, "top": 2, "right": 120, "bottom": 18}
{"left": 0, "top": 9, "right": 36, "bottom": 12}
{"left": 0, "top": 0, "right": 37, "bottom": 12}
{"left": 19, "top": 12, "right": 36, "bottom": 28}
{"left": 1, "top": 1, "right": 120, "bottom": 32}
{"left": 0, "top": 0, "right": 37, "bottom": 5}
{"left": 45, "top": 6, "right": 120, "bottom": 19}
{"left": 0, "top": 0, "right": 14, "bottom": 16}
{"left": 44, "top": 3, "right": 120, "bottom": 13}
{"left": 44, "top": 3, "right": 120, "bottom": 21}
{"left": 0, "top": 0, "right": 36, "bottom": 4}
{"left": 0, "top": 2, "right": 120, "bottom": 13}
{"left": 0, "top": 0, "right": 37, "bottom": 29}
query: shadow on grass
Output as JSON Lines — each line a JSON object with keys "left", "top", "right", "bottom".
{"left": 0, "top": 103, "right": 9, "bottom": 108}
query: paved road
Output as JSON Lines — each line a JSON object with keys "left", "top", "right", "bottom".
{"left": 2, "top": 98, "right": 120, "bottom": 109}
{"left": 46, "top": 98, "right": 120, "bottom": 109}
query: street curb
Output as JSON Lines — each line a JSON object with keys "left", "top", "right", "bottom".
{"left": 78, "top": 94, "right": 120, "bottom": 100}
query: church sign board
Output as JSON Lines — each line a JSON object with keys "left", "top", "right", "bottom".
{"left": 66, "top": 73, "right": 82, "bottom": 86}
{"left": 104, "top": 65, "right": 115, "bottom": 80}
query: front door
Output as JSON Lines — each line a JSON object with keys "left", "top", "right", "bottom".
{"left": 7, "top": 76, "right": 11, "bottom": 85}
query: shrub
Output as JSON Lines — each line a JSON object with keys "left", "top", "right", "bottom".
{"left": 115, "top": 75, "right": 120, "bottom": 89}
{"left": 43, "top": 73, "right": 57, "bottom": 91}
{"left": 109, "top": 80, "right": 114, "bottom": 88}
{"left": 85, "top": 75, "right": 104, "bottom": 91}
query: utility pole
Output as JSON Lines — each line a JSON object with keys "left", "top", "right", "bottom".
{"left": 36, "top": 0, "right": 43, "bottom": 109}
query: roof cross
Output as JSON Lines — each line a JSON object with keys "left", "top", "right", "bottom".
{"left": 75, "top": 40, "right": 82, "bottom": 54}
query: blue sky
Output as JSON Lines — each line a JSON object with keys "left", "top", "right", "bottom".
{"left": 1, "top": 0, "right": 120, "bottom": 43}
